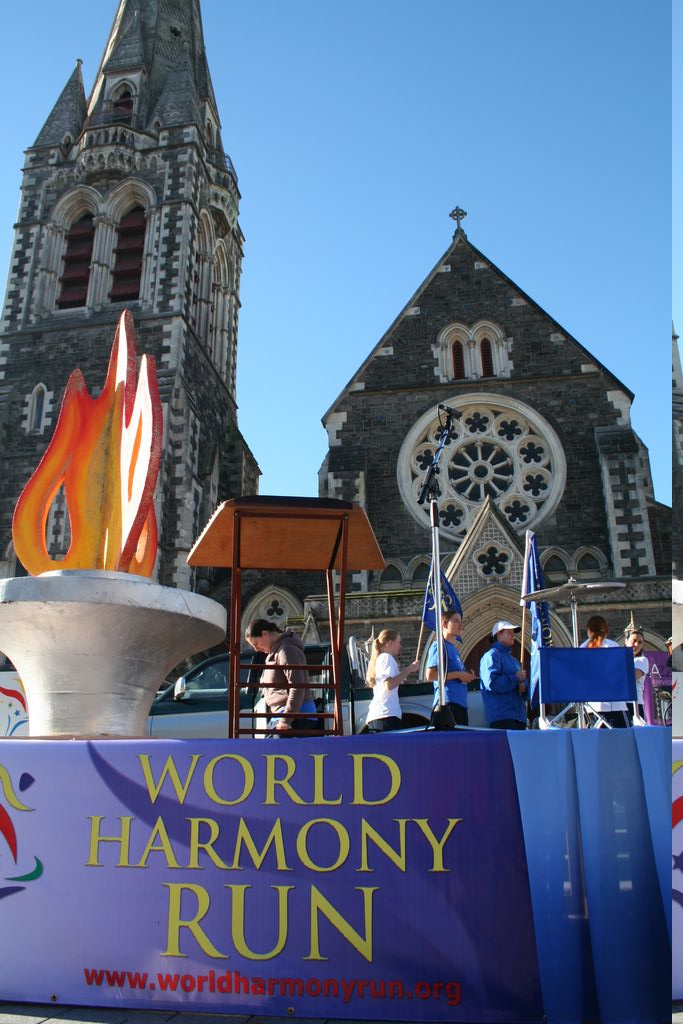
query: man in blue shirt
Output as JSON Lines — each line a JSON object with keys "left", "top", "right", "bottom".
{"left": 479, "top": 620, "right": 528, "bottom": 730}
{"left": 426, "top": 610, "right": 475, "bottom": 726}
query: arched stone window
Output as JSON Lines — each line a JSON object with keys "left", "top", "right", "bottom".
{"left": 380, "top": 564, "right": 403, "bottom": 588}
{"left": 434, "top": 320, "right": 512, "bottom": 382}
{"left": 32, "top": 185, "right": 100, "bottom": 316}
{"left": 57, "top": 213, "right": 95, "bottom": 308}
{"left": 542, "top": 551, "right": 570, "bottom": 580}
{"left": 412, "top": 562, "right": 430, "bottom": 583}
{"left": 545, "top": 554, "right": 568, "bottom": 575}
{"left": 192, "top": 213, "right": 214, "bottom": 341}
{"left": 452, "top": 340, "right": 465, "bottom": 380}
{"left": 102, "top": 180, "right": 157, "bottom": 309}
{"left": 211, "top": 243, "right": 230, "bottom": 374}
{"left": 109, "top": 206, "right": 145, "bottom": 301}
{"left": 573, "top": 547, "right": 607, "bottom": 579}
{"left": 112, "top": 86, "right": 133, "bottom": 124}
{"left": 28, "top": 384, "right": 47, "bottom": 434}
{"left": 480, "top": 338, "right": 494, "bottom": 377}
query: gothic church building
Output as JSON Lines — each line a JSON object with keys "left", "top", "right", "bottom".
{"left": 0, "top": 0, "right": 258, "bottom": 591}
{"left": 282, "top": 214, "right": 670, "bottom": 663}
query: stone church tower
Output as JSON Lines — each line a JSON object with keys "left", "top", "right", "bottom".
{"left": 312, "top": 212, "right": 670, "bottom": 661}
{"left": 0, "top": 0, "right": 258, "bottom": 590}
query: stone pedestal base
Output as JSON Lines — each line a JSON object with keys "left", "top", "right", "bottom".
{"left": 0, "top": 570, "right": 227, "bottom": 737}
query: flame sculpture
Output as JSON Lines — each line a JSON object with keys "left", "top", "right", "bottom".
{"left": 12, "top": 311, "right": 162, "bottom": 577}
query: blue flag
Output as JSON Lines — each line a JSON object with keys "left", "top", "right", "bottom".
{"left": 422, "top": 564, "right": 462, "bottom": 633}
{"left": 520, "top": 530, "right": 553, "bottom": 705}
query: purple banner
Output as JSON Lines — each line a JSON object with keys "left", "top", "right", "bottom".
{"left": 674, "top": 740, "right": 683, "bottom": 999}
{"left": 643, "top": 650, "right": 671, "bottom": 725}
{"left": 0, "top": 734, "right": 542, "bottom": 1022}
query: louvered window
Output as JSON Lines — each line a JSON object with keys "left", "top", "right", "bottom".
{"left": 57, "top": 214, "right": 94, "bottom": 309}
{"left": 452, "top": 341, "right": 466, "bottom": 380}
{"left": 110, "top": 206, "right": 145, "bottom": 301}
{"left": 112, "top": 89, "right": 133, "bottom": 124}
{"left": 480, "top": 338, "right": 494, "bottom": 377}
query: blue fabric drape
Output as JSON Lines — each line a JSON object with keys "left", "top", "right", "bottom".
{"left": 570, "top": 730, "right": 669, "bottom": 1024}
{"left": 632, "top": 727, "right": 672, "bottom": 942}
{"left": 507, "top": 731, "right": 599, "bottom": 1024}
{"left": 508, "top": 729, "right": 669, "bottom": 1024}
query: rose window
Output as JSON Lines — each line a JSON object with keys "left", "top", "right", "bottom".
{"left": 449, "top": 441, "right": 515, "bottom": 502}
{"left": 398, "top": 395, "right": 566, "bottom": 541}
{"left": 476, "top": 545, "right": 511, "bottom": 577}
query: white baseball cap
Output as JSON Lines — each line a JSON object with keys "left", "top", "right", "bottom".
{"left": 491, "top": 620, "right": 521, "bottom": 636}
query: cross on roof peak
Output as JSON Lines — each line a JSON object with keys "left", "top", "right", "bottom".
{"left": 449, "top": 206, "right": 467, "bottom": 234}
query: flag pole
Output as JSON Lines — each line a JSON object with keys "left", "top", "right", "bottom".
{"left": 415, "top": 620, "right": 426, "bottom": 662}
{"left": 415, "top": 564, "right": 431, "bottom": 661}
{"left": 429, "top": 505, "right": 447, "bottom": 710}
{"left": 415, "top": 405, "right": 460, "bottom": 730}
{"left": 520, "top": 531, "right": 530, "bottom": 667}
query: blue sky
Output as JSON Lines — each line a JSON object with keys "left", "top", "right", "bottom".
{"left": 674, "top": 1, "right": 682, "bottom": 395}
{"left": 0, "top": 0, "right": 671, "bottom": 504}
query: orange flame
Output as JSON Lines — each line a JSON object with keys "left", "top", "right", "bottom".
{"left": 12, "top": 311, "right": 162, "bottom": 576}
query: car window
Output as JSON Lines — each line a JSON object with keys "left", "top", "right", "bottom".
{"left": 186, "top": 660, "right": 228, "bottom": 691}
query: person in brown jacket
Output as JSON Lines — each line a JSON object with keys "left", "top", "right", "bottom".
{"left": 245, "top": 619, "right": 320, "bottom": 735}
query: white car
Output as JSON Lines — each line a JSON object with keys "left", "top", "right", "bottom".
{"left": 147, "top": 639, "right": 485, "bottom": 737}
{"left": 2, "top": 639, "right": 485, "bottom": 738}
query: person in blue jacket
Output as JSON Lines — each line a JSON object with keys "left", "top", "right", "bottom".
{"left": 479, "top": 620, "right": 528, "bottom": 729}
{"left": 426, "top": 610, "right": 476, "bottom": 725}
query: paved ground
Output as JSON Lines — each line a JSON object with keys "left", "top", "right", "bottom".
{"left": 0, "top": 1004, "right": 406, "bottom": 1024}
{"left": 3, "top": 1002, "right": 679, "bottom": 1023}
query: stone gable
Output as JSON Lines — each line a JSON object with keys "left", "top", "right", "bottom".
{"left": 315, "top": 227, "right": 670, "bottom": 649}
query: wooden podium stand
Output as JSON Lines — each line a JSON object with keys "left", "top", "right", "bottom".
{"left": 187, "top": 496, "right": 384, "bottom": 737}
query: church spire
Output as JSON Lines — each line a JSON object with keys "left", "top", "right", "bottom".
{"left": 32, "top": 61, "right": 87, "bottom": 148}
{"left": 150, "top": 42, "right": 201, "bottom": 128}
{"left": 88, "top": 0, "right": 224, "bottom": 137}
{"left": 103, "top": 3, "right": 146, "bottom": 73}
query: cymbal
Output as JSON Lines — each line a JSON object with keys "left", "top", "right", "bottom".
{"left": 524, "top": 579, "right": 626, "bottom": 603}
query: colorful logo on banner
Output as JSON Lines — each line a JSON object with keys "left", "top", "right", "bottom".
{"left": 0, "top": 763, "right": 42, "bottom": 900}
{"left": 0, "top": 673, "right": 28, "bottom": 737}
{"left": 674, "top": 758, "right": 683, "bottom": 908}
{"left": 0, "top": 736, "right": 542, "bottom": 1022}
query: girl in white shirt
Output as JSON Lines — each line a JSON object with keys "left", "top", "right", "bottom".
{"left": 365, "top": 630, "right": 420, "bottom": 732}
{"left": 625, "top": 627, "right": 649, "bottom": 723}
{"left": 580, "top": 614, "right": 628, "bottom": 728}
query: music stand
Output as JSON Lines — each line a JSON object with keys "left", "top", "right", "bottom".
{"left": 524, "top": 576, "right": 626, "bottom": 727}
{"left": 533, "top": 647, "right": 637, "bottom": 729}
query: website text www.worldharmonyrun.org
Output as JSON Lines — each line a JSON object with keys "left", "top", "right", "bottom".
{"left": 83, "top": 967, "right": 462, "bottom": 1006}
